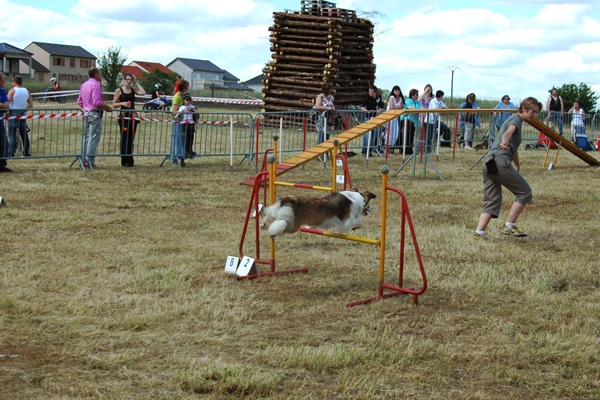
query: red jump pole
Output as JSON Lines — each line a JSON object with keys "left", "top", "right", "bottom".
{"left": 347, "top": 166, "right": 427, "bottom": 307}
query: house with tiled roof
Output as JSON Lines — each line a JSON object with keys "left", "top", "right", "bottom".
{"left": 167, "top": 57, "right": 251, "bottom": 91}
{"left": 121, "top": 61, "right": 174, "bottom": 79}
{"left": 21, "top": 58, "right": 51, "bottom": 81}
{"left": 243, "top": 73, "right": 264, "bottom": 93}
{"left": 23, "top": 41, "right": 96, "bottom": 83}
{"left": 130, "top": 61, "right": 173, "bottom": 75}
{"left": 222, "top": 70, "right": 253, "bottom": 92}
{"left": 0, "top": 43, "right": 33, "bottom": 78}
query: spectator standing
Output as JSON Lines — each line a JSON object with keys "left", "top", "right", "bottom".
{"left": 173, "top": 75, "right": 182, "bottom": 95}
{"left": 459, "top": 93, "right": 480, "bottom": 149}
{"left": 569, "top": 101, "right": 585, "bottom": 141}
{"left": 400, "top": 88, "right": 422, "bottom": 154}
{"left": 175, "top": 93, "right": 198, "bottom": 157}
{"left": 361, "top": 86, "right": 383, "bottom": 157}
{"left": 314, "top": 81, "right": 335, "bottom": 144}
{"left": 113, "top": 73, "right": 146, "bottom": 167}
{"left": 418, "top": 84, "right": 433, "bottom": 109}
{"left": 426, "top": 90, "right": 448, "bottom": 151}
{"left": 7, "top": 76, "right": 33, "bottom": 157}
{"left": 493, "top": 95, "right": 516, "bottom": 132}
{"left": 474, "top": 97, "right": 542, "bottom": 239}
{"left": 0, "top": 73, "right": 11, "bottom": 173}
{"left": 547, "top": 88, "right": 564, "bottom": 136}
{"left": 386, "top": 85, "right": 405, "bottom": 152}
{"left": 171, "top": 79, "right": 189, "bottom": 167}
{"left": 77, "top": 67, "right": 113, "bottom": 169}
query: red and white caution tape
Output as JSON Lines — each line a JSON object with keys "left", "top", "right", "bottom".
{"left": 2, "top": 113, "right": 82, "bottom": 120}
{"left": 192, "top": 97, "right": 262, "bottom": 105}
{"left": 106, "top": 115, "right": 248, "bottom": 125}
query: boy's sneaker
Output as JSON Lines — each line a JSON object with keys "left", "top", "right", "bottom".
{"left": 501, "top": 225, "right": 527, "bottom": 237}
{"left": 473, "top": 231, "right": 489, "bottom": 240}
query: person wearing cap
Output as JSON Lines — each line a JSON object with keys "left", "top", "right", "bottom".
{"left": 113, "top": 73, "right": 146, "bottom": 167}
{"left": 177, "top": 93, "right": 198, "bottom": 158}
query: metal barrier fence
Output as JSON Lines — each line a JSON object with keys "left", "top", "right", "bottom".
{"left": 252, "top": 110, "right": 370, "bottom": 164}
{"left": 1, "top": 106, "right": 597, "bottom": 170}
{"left": 1, "top": 107, "right": 84, "bottom": 160}
{"left": 92, "top": 110, "right": 254, "bottom": 166}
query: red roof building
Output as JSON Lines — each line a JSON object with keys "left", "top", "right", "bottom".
{"left": 121, "top": 61, "right": 174, "bottom": 78}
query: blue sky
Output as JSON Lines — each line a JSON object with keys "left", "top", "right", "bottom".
{"left": 3, "top": 0, "right": 600, "bottom": 107}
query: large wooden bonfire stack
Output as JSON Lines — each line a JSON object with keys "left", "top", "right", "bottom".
{"left": 262, "top": 1, "right": 375, "bottom": 112}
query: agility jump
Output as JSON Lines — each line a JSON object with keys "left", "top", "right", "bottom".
{"left": 238, "top": 136, "right": 427, "bottom": 306}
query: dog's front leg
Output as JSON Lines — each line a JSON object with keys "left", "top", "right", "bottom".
{"left": 350, "top": 216, "right": 363, "bottom": 231}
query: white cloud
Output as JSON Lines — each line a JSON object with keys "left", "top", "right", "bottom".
{"left": 2, "top": 0, "right": 599, "bottom": 107}
{"left": 390, "top": 8, "right": 509, "bottom": 39}
{"left": 534, "top": 4, "right": 588, "bottom": 27}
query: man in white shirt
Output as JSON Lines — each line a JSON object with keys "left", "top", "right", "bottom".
{"left": 425, "top": 90, "right": 448, "bottom": 151}
{"left": 7, "top": 76, "right": 33, "bottom": 157}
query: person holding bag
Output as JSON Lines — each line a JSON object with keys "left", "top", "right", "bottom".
{"left": 474, "top": 97, "right": 542, "bottom": 239}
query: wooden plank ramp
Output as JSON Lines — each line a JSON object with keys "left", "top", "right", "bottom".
{"left": 240, "top": 109, "right": 405, "bottom": 185}
{"left": 526, "top": 118, "right": 599, "bottom": 166}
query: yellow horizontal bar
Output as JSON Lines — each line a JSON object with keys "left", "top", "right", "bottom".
{"left": 320, "top": 231, "right": 380, "bottom": 245}
{"left": 275, "top": 182, "right": 332, "bottom": 191}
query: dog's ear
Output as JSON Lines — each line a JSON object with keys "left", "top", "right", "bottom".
{"left": 349, "top": 187, "right": 359, "bottom": 193}
{"left": 362, "top": 191, "right": 376, "bottom": 204}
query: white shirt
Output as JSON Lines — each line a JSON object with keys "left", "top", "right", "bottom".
{"left": 178, "top": 104, "right": 196, "bottom": 123}
{"left": 571, "top": 108, "right": 584, "bottom": 126}
{"left": 427, "top": 98, "right": 447, "bottom": 124}
{"left": 10, "top": 87, "right": 29, "bottom": 109}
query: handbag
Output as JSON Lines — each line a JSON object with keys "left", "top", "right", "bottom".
{"left": 485, "top": 155, "right": 498, "bottom": 175}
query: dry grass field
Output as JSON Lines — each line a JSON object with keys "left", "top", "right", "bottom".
{"left": 1, "top": 147, "right": 599, "bottom": 399}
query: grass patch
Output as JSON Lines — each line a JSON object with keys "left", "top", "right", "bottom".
{"left": 0, "top": 149, "right": 599, "bottom": 399}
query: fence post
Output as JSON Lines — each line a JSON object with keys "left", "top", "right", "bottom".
{"left": 230, "top": 117, "right": 234, "bottom": 174}
{"left": 80, "top": 112, "right": 87, "bottom": 169}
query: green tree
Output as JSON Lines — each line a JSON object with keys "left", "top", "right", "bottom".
{"left": 551, "top": 83, "right": 599, "bottom": 114}
{"left": 98, "top": 46, "right": 127, "bottom": 92}
{"left": 140, "top": 68, "right": 178, "bottom": 95}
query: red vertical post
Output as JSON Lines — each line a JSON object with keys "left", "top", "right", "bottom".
{"left": 344, "top": 116, "right": 349, "bottom": 160}
{"left": 399, "top": 196, "right": 406, "bottom": 288}
{"left": 302, "top": 116, "right": 307, "bottom": 152}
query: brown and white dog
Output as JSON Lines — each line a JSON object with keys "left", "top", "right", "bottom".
{"left": 260, "top": 189, "right": 377, "bottom": 238}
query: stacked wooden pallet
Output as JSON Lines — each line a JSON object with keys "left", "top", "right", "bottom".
{"left": 262, "top": 9, "right": 375, "bottom": 112}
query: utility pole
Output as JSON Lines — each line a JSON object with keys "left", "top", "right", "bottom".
{"left": 445, "top": 65, "right": 460, "bottom": 107}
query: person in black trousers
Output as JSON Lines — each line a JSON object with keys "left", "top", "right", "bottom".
{"left": 113, "top": 73, "right": 145, "bottom": 167}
